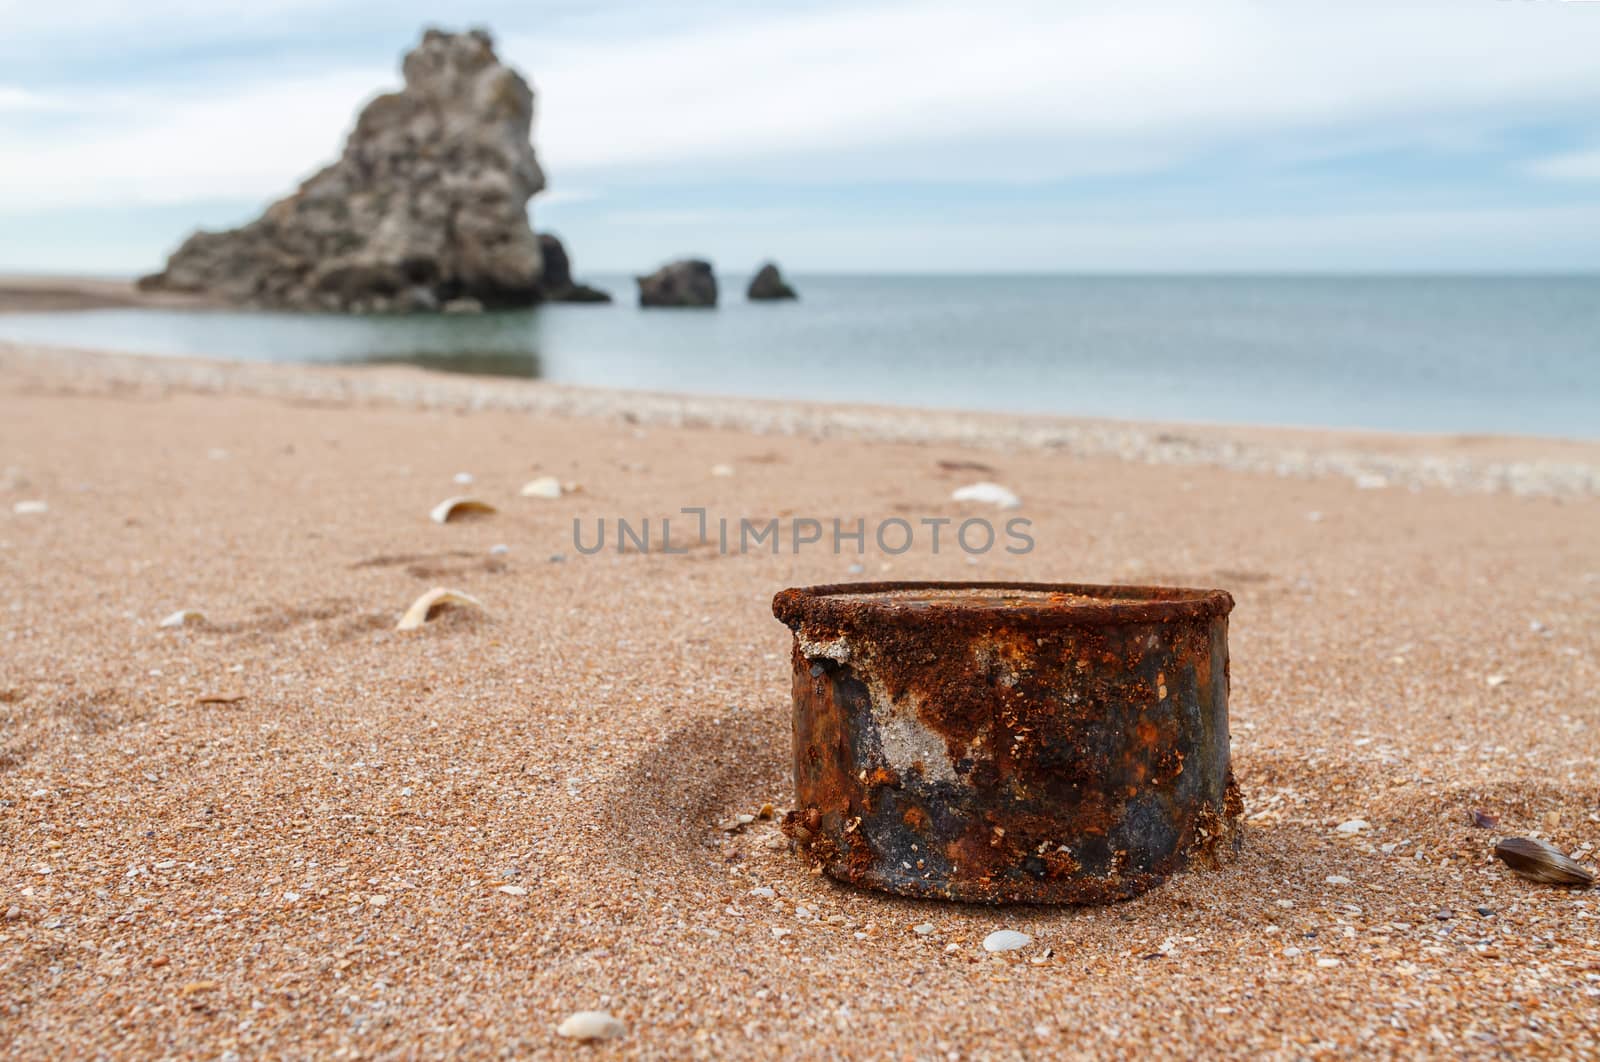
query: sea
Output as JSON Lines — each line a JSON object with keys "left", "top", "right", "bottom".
{"left": 2, "top": 274, "right": 1596, "bottom": 438}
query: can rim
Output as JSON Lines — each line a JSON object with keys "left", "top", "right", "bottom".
{"left": 773, "top": 580, "right": 1234, "bottom": 628}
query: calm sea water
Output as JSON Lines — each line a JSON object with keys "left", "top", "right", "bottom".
{"left": 3, "top": 274, "right": 1596, "bottom": 437}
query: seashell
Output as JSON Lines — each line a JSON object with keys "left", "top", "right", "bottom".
{"left": 520, "top": 476, "right": 563, "bottom": 499}
{"left": 951, "top": 482, "right": 1021, "bottom": 509}
{"left": 12, "top": 500, "right": 48, "bottom": 515}
{"left": 429, "top": 497, "right": 496, "bottom": 524}
{"left": 1468, "top": 809, "right": 1499, "bottom": 828}
{"left": 159, "top": 609, "right": 205, "bottom": 629}
{"left": 397, "top": 587, "right": 484, "bottom": 631}
{"left": 1493, "top": 837, "right": 1595, "bottom": 887}
{"left": 982, "top": 929, "right": 1031, "bottom": 952}
{"left": 710, "top": 464, "right": 735, "bottom": 478}
{"left": 556, "top": 1011, "right": 626, "bottom": 1041}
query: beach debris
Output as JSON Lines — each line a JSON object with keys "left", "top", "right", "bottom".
{"left": 710, "top": 464, "right": 735, "bottom": 478}
{"left": 453, "top": 472, "right": 474, "bottom": 485}
{"left": 430, "top": 496, "right": 496, "bottom": 523}
{"left": 12, "top": 500, "right": 47, "bottom": 515}
{"left": 937, "top": 458, "right": 999, "bottom": 475}
{"left": 950, "top": 482, "right": 1021, "bottom": 509}
{"left": 1493, "top": 837, "right": 1595, "bottom": 887}
{"left": 194, "top": 694, "right": 245, "bottom": 706}
{"left": 159, "top": 609, "right": 206, "bottom": 629}
{"left": 397, "top": 587, "right": 485, "bottom": 631}
{"left": 983, "top": 930, "right": 1031, "bottom": 952}
{"left": 556, "top": 1010, "right": 626, "bottom": 1042}
{"left": 1335, "top": 819, "right": 1370, "bottom": 834}
{"left": 520, "top": 476, "right": 563, "bottom": 499}
{"left": 1467, "top": 809, "right": 1499, "bottom": 829}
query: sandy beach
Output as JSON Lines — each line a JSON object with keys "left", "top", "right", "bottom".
{"left": 2, "top": 342, "right": 1598, "bottom": 1058}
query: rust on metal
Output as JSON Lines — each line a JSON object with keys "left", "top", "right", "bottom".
{"left": 773, "top": 581, "right": 1242, "bottom": 904}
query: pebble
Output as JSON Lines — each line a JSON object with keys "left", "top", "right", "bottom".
{"left": 496, "top": 884, "right": 528, "bottom": 896}
{"left": 12, "top": 500, "right": 47, "bottom": 515}
{"left": 748, "top": 886, "right": 775, "bottom": 899}
{"left": 982, "top": 930, "right": 1030, "bottom": 952}
{"left": 710, "top": 464, "right": 735, "bottom": 478}
{"left": 1316, "top": 957, "right": 1342, "bottom": 968}
{"left": 1486, "top": 673, "right": 1509, "bottom": 688}
{"left": 489, "top": 544, "right": 509, "bottom": 556}
{"left": 453, "top": 472, "right": 474, "bottom": 484}
{"left": 556, "top": 1010, "right": 626, "bottom": 1042}
{"left": 1283, "top": 946, "right": 1303, "bottom": 957}
{"left": 1325, "top": 875, "right": 1353, "bottom": 885}
{"left": 1335, "top": 819, "right": 1369, "bottom": 834}
{"left": 4, "top": 905, "right": 19, "bottom": 921}
{"left": 913, "top": 923, "right": 936, "bottom": 935}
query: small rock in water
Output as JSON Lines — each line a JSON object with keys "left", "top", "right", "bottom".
{"left": 1335, "top": 819, "right": 1369, "bottom": 834}
{"left": 12, "top": 500, "right": 47, "bottom": 515}
{"left": 951, "top": 482, "right": 1021, "bottom": 510}
{"left": 982, "top": 929, "right": 1030, "bottom": 952}
{"left": 556, "top": 1010, "right": 625, "bottom": 1042}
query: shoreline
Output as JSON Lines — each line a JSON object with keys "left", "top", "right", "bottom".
{"left": 5, "top": 339, "right": 1597, "bottom": 498}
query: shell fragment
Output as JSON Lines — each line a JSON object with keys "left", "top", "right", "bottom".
{"left": 429, "top": 497, "right": 497, "bottom": 523}
{"left": 397, "top": 587, "right": 485, "bottom": 631}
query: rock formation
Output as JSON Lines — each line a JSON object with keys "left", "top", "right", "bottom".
{"left": 637, "top": 260, "right": 717, "bottom": 308}
{"left": 140, "top": 29, "right": 551, "bottom": 312}
{"left": 537, "top": 233, "right": 611, "bottom": 303}
{"left": 746, "top": 262, "right": 797, "bottom": 300}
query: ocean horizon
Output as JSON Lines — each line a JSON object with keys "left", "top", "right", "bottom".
{"left": 2, "top": 272, "right": 1595, "bottom": 439}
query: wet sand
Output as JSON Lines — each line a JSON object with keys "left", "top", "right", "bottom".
{"left": 1, "top": 342, "right": 1597, "bottom": 1057}
{"left": 0, "top": 275, "right": 213, "bottom": 315}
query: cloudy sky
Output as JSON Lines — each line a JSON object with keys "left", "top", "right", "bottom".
{"left": 2, "top": 0, "right": 1599, "bottom": 274}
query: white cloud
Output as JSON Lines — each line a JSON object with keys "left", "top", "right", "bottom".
{"left": 1525, "top": 148, "right": 1600, "bottom": 180}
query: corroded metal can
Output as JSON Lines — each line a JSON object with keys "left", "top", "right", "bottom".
{"left": 773, "top": 582, "right": 1241, "bottom": 904}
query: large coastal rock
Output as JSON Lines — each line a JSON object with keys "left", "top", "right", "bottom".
{"left": 538, "top": 233, "right": 611, "bottom": 303}
{"left": 746, "top": 262, "right": 797, "bottom": 300}
{"left": 637, "top": 260, "right": 717, "bottom": 308}
{"left": 140, "top": 29, "right": 549, "bottom": 312}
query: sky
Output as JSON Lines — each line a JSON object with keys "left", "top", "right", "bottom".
{"left": 2, "top": 0, "right": 1599, "bottom": 275}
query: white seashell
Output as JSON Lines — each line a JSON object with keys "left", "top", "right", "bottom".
{"left": 12, "top": 500, "right": 47, "bottom": 515}
{"left": 710, "top": 464, "right": 735, "bottom": 478}
{"left": 397, "top": 587, "right": 485, "bottom": 631}
{"left": 520, "top": 476, "right": 563, "bottom": 499}
{"left": 556, "top": 1010, "right": 626, "bottom": 1041}
{"left": 982, "top": 929, "right": 1030, "bottom": 952}
{"left": 159, "top": 609, "right": 205, "bottom": 629}
{"left": 951, "top": 482, "right": 1021, "bottom": 509}
{"left": 429, "top": 496, "right": 496, "bottom": 523}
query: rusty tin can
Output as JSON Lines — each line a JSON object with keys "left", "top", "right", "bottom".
{"left": 773, "top": 581, "right": 1241, "bottom": 904}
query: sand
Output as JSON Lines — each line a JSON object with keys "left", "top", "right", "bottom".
{"left": 1, "top": 342, "right": 1597, "bottom": 1058}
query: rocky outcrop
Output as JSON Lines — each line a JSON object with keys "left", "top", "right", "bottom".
{"left": 140, "top": 29, "right": 549, "bottom": 312}
{"left": 537, "top": 233, "right": 611, "bottom": 303}
{"left": 746, "top": 262, "right": 797, "bottom": 300}
{"left": 637, "top": 260, "right": 717, "bottom": 308}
